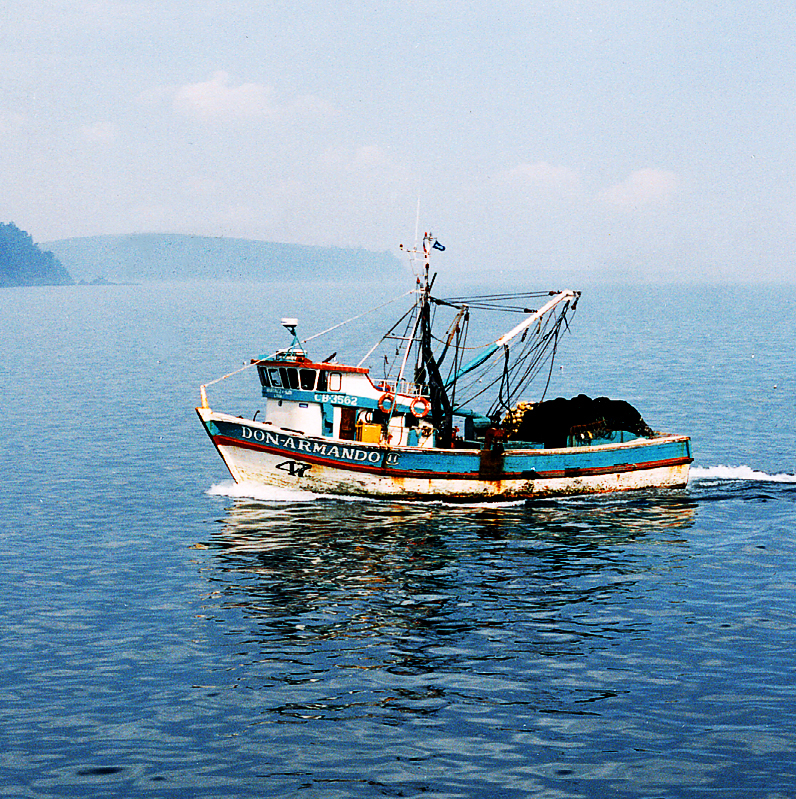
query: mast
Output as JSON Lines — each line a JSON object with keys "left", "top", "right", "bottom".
{"left": 414, "top": 233, "right": 454, "bottom": 447}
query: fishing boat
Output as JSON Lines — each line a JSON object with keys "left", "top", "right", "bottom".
{"left": 196, "top": 233, "right": 692, "bottom": 501}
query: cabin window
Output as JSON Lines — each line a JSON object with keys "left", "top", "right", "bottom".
{"left": 329, "top": 372, "right": 342, "bottom": 392}
{"left": 268, "top": 368, "right": 282, "bottom": 387}
{"left": 279, "top": 367, "right": 299, "bottom": 389}
{"left": 317, "top": 370, "right": 328, "bottom": 391}
{"left": 258, "top": 367, "right": 271, "bottom": 387}
{"left": 299, "top": 369, "right": 316, "bottom": 390}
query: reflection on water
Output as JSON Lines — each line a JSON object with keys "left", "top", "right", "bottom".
{"left": 198, "top": 492, "right": 698, "bottom": 724}
{"left": 212, "top": 489, "right": 699, "bottom": 550}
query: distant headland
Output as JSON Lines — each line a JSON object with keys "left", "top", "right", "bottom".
{"left": 0, "top": 223, "right": 74, "bottom": 287}
{"left": 45, "top": 233, "right": 401, "bottom": 283}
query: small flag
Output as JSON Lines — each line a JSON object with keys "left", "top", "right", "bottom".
{"left": 432, "top": 240, "right": 446, "bottom": 251}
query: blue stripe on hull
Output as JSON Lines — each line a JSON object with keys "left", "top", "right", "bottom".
{"left": 205, "top": 417, "right": 692, "bottom": 482}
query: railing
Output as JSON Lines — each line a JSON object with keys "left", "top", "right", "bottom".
{"left": 373, "top": 378, "right": 428, "bottom": 397}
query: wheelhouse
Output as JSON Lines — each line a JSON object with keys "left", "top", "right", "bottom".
{"left": 252, "top": 354, "right": 435, "bottom": 447}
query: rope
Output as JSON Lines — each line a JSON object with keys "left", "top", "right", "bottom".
{"left": 203, "top": 360, "right": 260, "bottom": 390}
{"left": 200, "top": 359, "right": 263, "bottom": 407}
{"left": 302, "top": 290, "right": 414, "bottom": 344}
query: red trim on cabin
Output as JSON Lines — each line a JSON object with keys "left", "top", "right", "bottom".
{"left": 252, "top": 357, "right": 369, "bottom": 375}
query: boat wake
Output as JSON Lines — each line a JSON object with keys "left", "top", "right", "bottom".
{"left": 690, "top": 465, "right": 796, "bottom": 483}
{"left": 207, "top": 481, "right": 323, "bottom": 503}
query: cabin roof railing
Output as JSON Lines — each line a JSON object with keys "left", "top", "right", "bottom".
{"left": 251, "top": 356, "right": 370, "bottom": 375}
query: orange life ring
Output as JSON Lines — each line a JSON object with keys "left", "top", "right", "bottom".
{"left": 410, "top": 396, "right": 431, "bottom": 418}
{"left": 378, "top": 393, "right": 395, "bottom": 413}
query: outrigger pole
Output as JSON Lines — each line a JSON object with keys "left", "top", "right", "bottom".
{"left": 443, "top": 290, "right": 579, "bottom": 388}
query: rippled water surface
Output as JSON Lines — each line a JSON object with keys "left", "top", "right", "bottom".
{"left": 2, "top": 281, "right": 795, "bottom": 798}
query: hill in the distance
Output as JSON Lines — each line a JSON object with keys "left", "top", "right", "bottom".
{"left": 1, "top": 223, "right": 74, "bottom": 287}
{"left": 45, "top": 234, "right": 401, "bottom": 283}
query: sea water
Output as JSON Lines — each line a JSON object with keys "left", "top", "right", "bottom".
{"left": 1, "top": 280, "right": 795, "bottom": 799}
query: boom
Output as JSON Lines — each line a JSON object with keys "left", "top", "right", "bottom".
{"left": 444, "top": 290, "right": 578, "bottom": 387}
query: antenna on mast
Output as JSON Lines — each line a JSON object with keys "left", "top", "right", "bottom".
{"left": 400, "top": 199, "right": 425, "bottom": 280}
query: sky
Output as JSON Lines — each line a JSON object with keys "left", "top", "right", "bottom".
{"left": 2, "top": 0, "right": 795, "bottom": 282}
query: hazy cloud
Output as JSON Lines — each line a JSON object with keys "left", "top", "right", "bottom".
{"left": 170, "top": 72, "right": 335, "bottom": 122}
{"left": 599, "top": 168, "right": 680, "bottom": 210}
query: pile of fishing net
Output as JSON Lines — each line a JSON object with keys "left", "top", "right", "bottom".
{"left": 504, "top": 394, "right": 654, "bottom": 448}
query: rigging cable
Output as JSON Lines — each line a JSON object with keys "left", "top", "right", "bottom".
{"left": 305, "top": 289, "right": 414, "bottom": 345}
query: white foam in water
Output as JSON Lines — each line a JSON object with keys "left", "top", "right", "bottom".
{"left": 690, "top": 465, "right": 796, "bottom": 483}
{"left": 206, "top": 481, "right": 385, "bottom": 504}
{"left": 207, "top": 480, "right": 322, "bottom": 502}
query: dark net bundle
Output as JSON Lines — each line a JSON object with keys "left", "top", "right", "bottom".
{"left": 509, "top": 394, "right": 655, "bottom": 448}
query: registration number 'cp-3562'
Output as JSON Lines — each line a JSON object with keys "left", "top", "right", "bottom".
{"left": 313, "top": 393, "right": 359, "bottom": 406}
